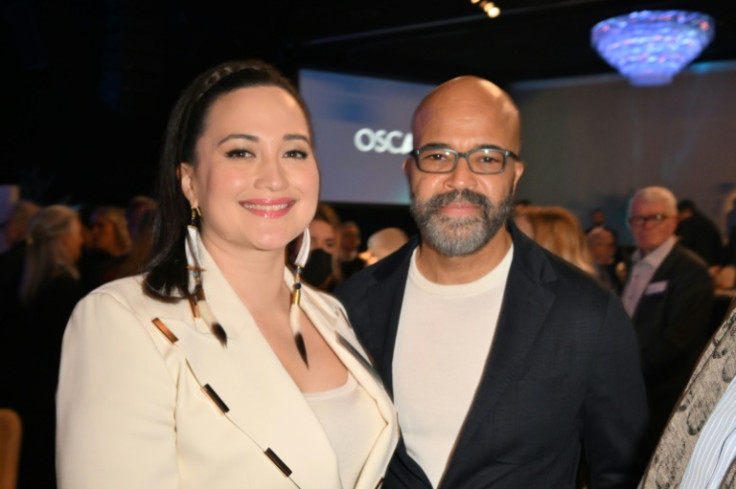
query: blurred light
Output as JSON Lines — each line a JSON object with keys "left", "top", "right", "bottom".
{"left": 472, "top": 0, "right": 501, "bottom": 18}
{"left": 591, "top": 10, "right": 714, "bottom": 86}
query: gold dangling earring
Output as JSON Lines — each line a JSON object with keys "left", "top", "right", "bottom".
{"left": 190, "top": 206, "right": 202, "bottom": 226}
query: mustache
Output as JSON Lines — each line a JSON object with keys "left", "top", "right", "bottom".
{"left": 423, "top": 189, "right": 491, "bottom": 212}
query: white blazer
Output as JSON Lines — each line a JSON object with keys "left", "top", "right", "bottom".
{"left": 56, "top": 245, "right": 398, "bottom": 489}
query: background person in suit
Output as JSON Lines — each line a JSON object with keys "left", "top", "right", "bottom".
{"left": 622, "top": 186, "right": 715, "bottom": 463}
{"left": 56, "top": 59, "right": 398, "bottom": 489}
{"left": 335, "top": 75, "right": 648, "bottom": 489}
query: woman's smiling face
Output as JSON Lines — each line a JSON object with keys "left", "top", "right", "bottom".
{"left": 180, "top": 86, "right": 319, "bottom": 255}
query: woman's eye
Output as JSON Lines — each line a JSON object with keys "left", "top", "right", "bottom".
{"left": 284, "top": 149, "right": 308, "bottom": 159}
{"left": 225, "top": 149, "right": 253, "bottom": 159}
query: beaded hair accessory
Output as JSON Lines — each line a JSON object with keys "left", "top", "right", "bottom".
{"left": 291, "top": 227, "right": 311, "bottom": 366}
{"left": 185, "top": 207, "right": 227, "bottom": 346}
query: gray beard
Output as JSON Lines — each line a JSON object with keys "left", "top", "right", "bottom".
{"left": 410, "top": 188, "right": 514, "bottom": 257}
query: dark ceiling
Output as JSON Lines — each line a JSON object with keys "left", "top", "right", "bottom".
{"left": 2, "top": 0, "right": 734, "bottom": 203}
{"left": 291, "top": 0, "right": 736, "bottom": 85}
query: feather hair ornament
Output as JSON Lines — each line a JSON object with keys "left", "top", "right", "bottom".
{"left": 291, "top": 227, "right": 311, "bottom": 366}
{"left": 185, "top": 209, "right": 227, "bottom": 346}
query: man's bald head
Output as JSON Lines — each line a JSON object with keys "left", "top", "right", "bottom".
{"left": 412, "top": 76, "right": 521, "bottom": 153}
{"left": 403, "top": 75, "right": 525, "bottom": 262}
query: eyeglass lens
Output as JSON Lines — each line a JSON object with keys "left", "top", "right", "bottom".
{"left": 416, "top": 148, "right": 506, "bottom": 174}
{"left": 628, "top": 214, "right": 668, "bottom": 226}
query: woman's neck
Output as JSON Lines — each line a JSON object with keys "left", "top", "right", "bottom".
{"left": 202, "top": 237, "right": 291, "bottom": 313}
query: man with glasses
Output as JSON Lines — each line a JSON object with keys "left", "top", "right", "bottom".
{"left": 335, "top": 76, "right": 648, "bottom": 489}
{"left": 622, "top": 186, "right": 714, "bottom": 463}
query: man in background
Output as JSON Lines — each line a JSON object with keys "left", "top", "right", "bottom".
{"left": 622, "top": 186, "right": 714, "bottom": 461}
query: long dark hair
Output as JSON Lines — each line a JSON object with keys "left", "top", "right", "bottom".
{"left": 144, "top": 60, "right": 312, "bottom": 301}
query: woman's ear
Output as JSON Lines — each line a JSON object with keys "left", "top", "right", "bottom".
{"left": 178, "top": 163, "right": 198, "bottom": 208}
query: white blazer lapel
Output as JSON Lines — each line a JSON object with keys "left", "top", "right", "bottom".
{"left": 160, "top": 315, "right": 342, "bottom": 488}
{"left": 155, "top": 247, "right": 342, "bottom": 489}
{"left": 298, "top": 279, "right": 399, "bottom": 489}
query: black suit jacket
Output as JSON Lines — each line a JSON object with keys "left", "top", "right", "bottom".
{"left": 627, "top": 243, "right": 714, "bottom": 455}
{"left": 335, "top": 224, "right": 649, "bottom": 489}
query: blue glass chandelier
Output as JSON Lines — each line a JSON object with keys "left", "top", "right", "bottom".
{"left": 591, "top": 10, "right": 715, "bottom": 86}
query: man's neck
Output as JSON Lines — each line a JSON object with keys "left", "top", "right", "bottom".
{"left": 636, "top": 235, "right": 675, "bottom": 261}
{"left": 415, "top": 229, "right": 513, "bottom": 285}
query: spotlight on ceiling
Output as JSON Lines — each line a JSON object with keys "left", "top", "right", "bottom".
{"left": 471, "top": 0, "right": 501, "bottom": 19}
{"left": 591, "top": 10, "right": 715, "bottom": 86}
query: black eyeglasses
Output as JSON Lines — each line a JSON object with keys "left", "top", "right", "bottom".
{"left": 628, "top": 213, "right": 671, "bottom": 227}
{"left": 409, "top": 146, "right": 520, "bottom": 175}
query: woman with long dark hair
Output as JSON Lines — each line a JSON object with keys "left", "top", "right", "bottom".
{"left": 56, "top": 60, "right": 398, "bottom": 489}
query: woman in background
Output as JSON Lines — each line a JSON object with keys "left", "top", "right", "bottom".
{"left": 514, "top": 205, "right": 595, "bottom": 275}
{"left": 12, "top": 204, "right": 85, "bottom": 489}
{"left": 56, "top": 60, "right": 398, "bottom": 489}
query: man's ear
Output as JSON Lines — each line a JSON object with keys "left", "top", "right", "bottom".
{"left": 512, "top": 160, "right": 525, "bottom": 188}
{"left": 178, "top": 163, "right": 198, "bottom": 208}
{"left": 402, "top": 158, "right": 412, "bottom": 179}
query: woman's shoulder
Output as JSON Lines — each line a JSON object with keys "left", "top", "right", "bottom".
{"left": 70, "top": 273, "right": 190, "bottom": 344}
{"left": 85, "top": 273, "right": 147, "bottom": 303}
{"left": 79, "top": 273, "right": 181, "bottom": 320}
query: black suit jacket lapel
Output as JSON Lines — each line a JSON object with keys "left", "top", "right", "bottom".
{"left": 363, "top": 237, "right": 434, "bottom": 486}
{"left": 632, "top": 244, "right": 678, "bottom": 321}
{"left": 364, "top": 237, "right": 417, "bottom": 397}
{"left": 441, "top": 225, "right": 556, "bottom": 486}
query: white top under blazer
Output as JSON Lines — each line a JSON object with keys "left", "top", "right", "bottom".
{"left": 56, "top": 237, "right": 398, "bottom": 489}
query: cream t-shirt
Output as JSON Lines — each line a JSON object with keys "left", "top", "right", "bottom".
{"left": 393, "top": 245, "right": 513, "bottom": 487}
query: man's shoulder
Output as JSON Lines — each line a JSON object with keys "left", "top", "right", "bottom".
{"left": 532, "top": 247, "right": 612, "bottom": 304}
{"left": 666, "top": 243, "right": 710, "bottom": 273}
{"left": 511, "top": 229, "right": 609, "bottom": 297}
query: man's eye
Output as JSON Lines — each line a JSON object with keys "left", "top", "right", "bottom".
{"left": 479, "top": 155, "right": 500, "bottom": 163}
{"left": 226, "top": 149, "right": 252, "bottom": 158}
{"left": 284, "top": 149, "right": 308, "bottom": 159}
{"left": 423, "top": 152, "right": 452, "bottom": 161}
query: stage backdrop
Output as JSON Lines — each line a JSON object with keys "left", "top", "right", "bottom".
{"left": 301, "top": 64, "right": 736, "bottom": 245}
{"left": 299, "top": 69, "right": 433, "bottom": 205}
